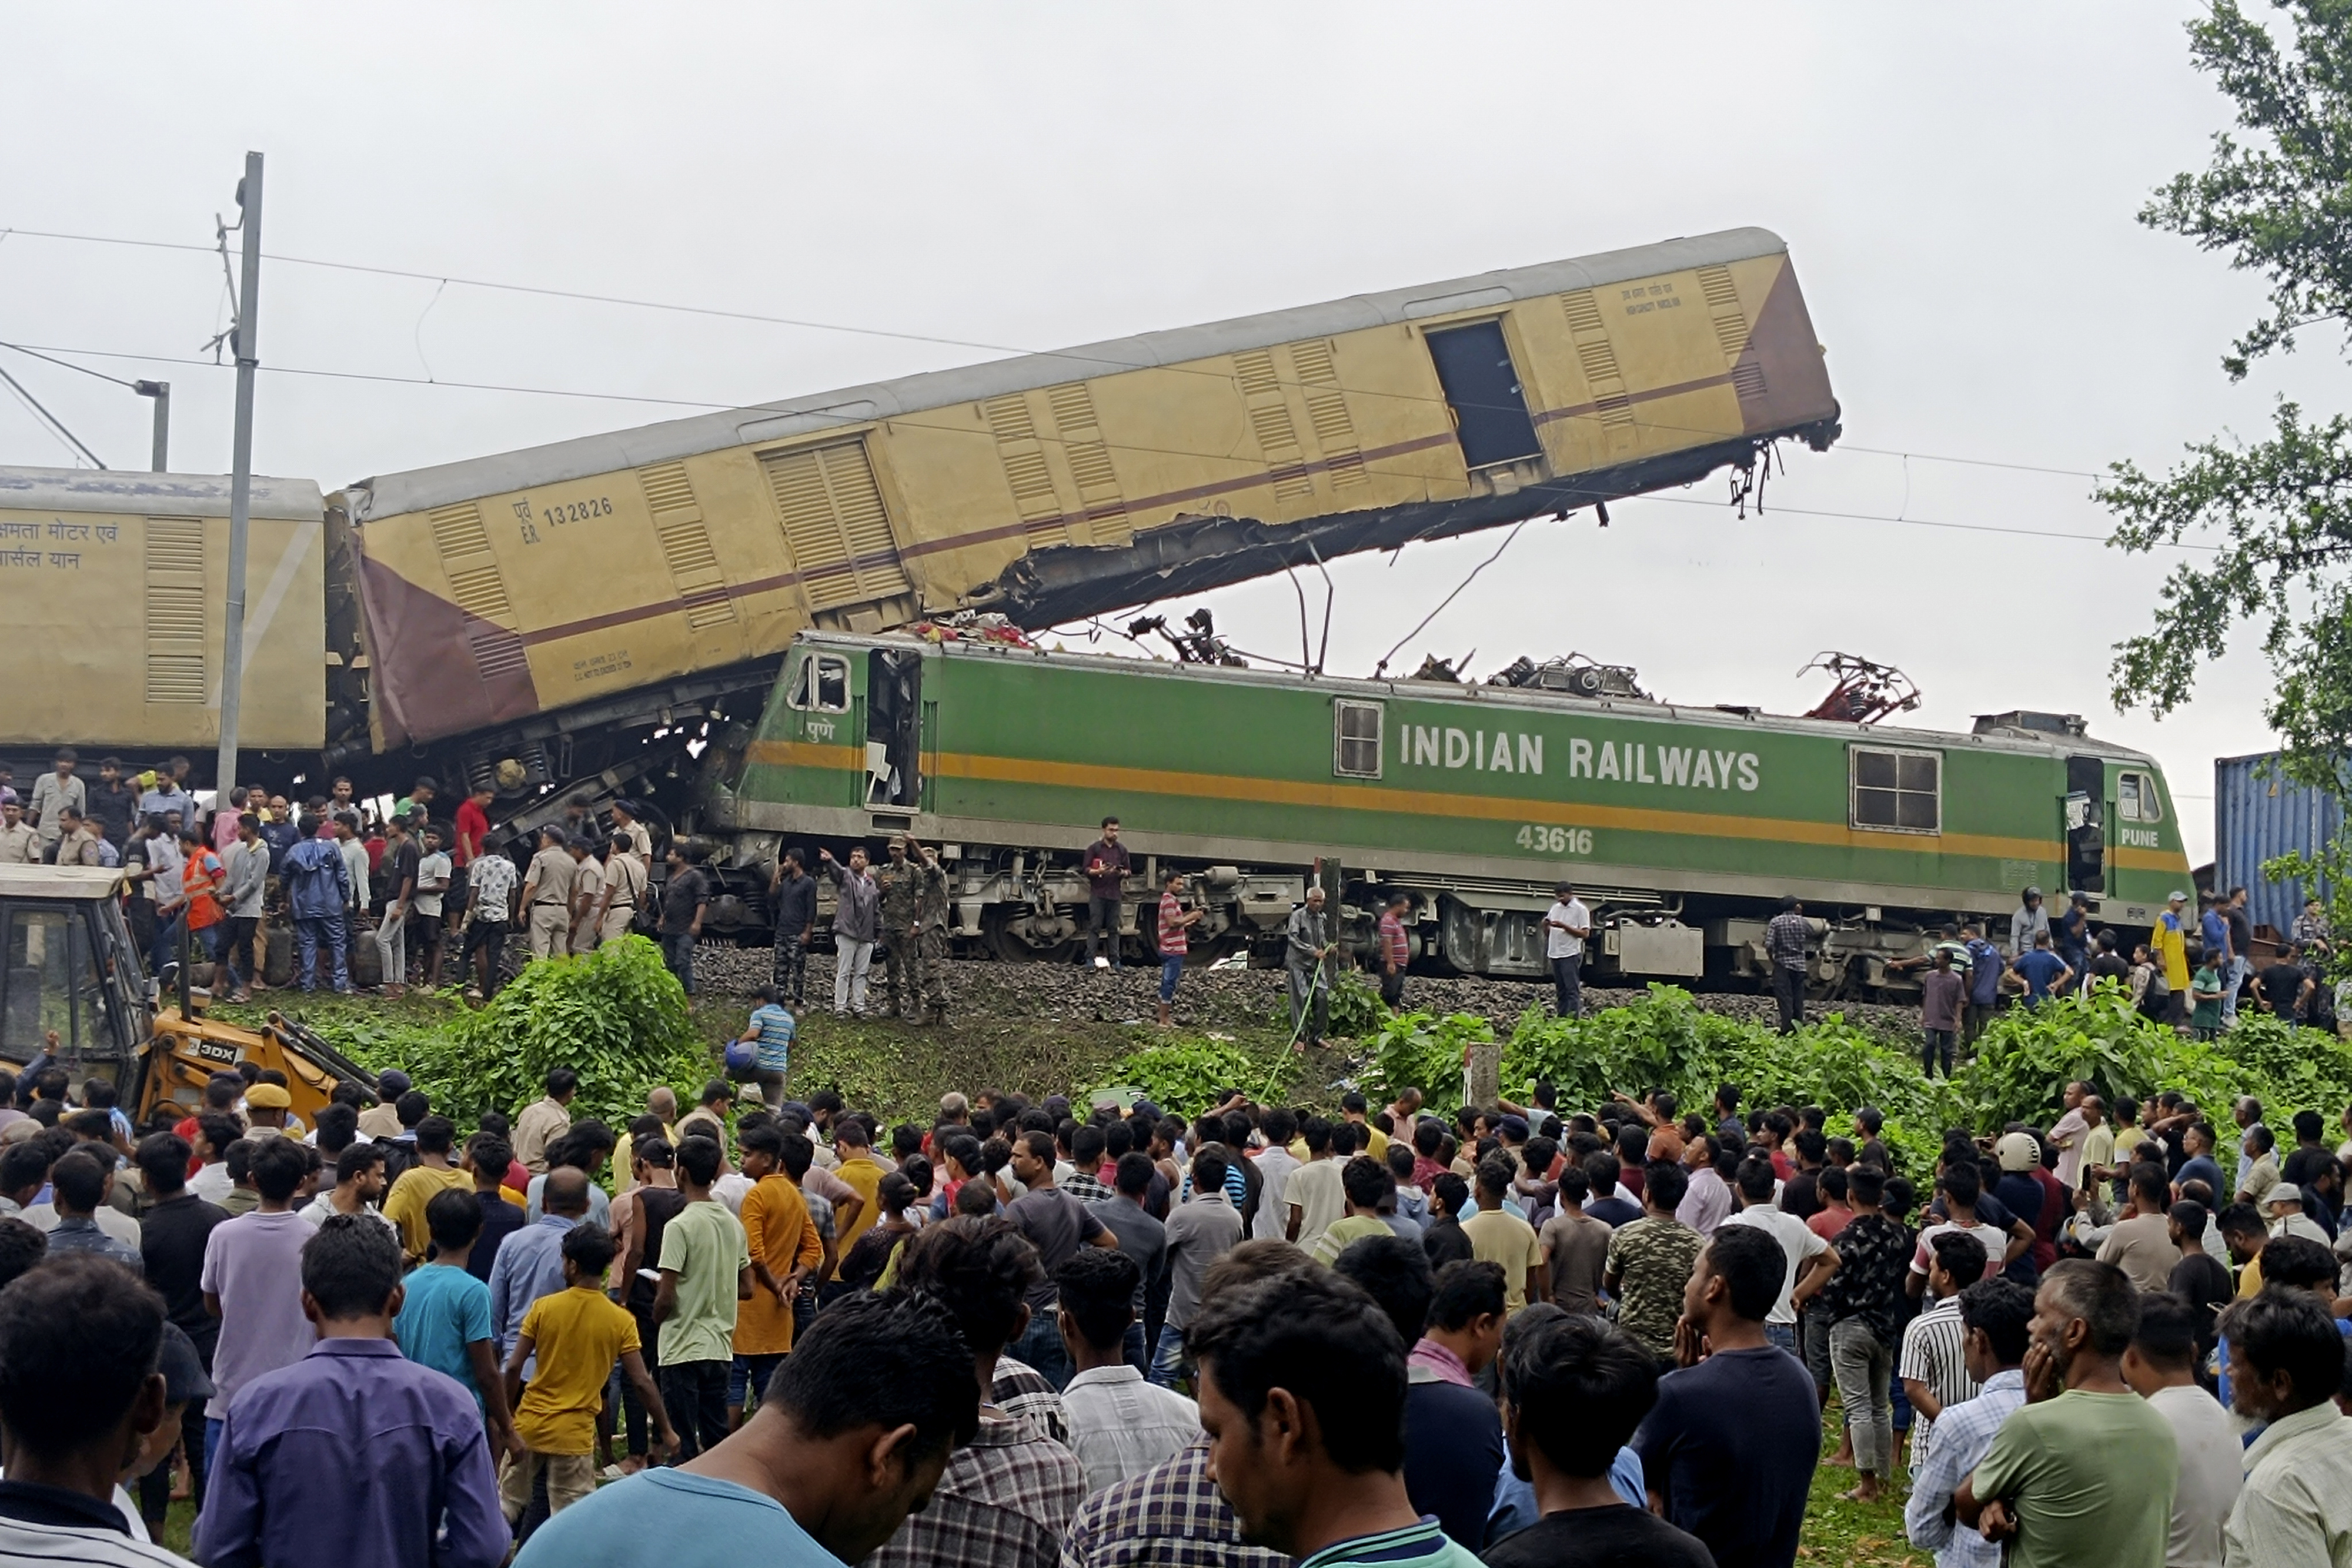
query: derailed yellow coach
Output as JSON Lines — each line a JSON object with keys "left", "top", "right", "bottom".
{"left": 345, "top": 226, "right": 1839, "bottom": 757}
{"left": 0, "top": 468, "right": 330, "bottom": 754}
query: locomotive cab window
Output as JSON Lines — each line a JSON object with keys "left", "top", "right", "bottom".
{"left": 1850, "top": 746, "right": 1940, "bottom": 833}
{"left": 787, "top": 653, "right": 849, "bottom": 713}
{"left": 2117, "top": 771, "right": 2161, "bottom": 821}
{"left": 1334, "top": 700, "right": 1384, "bottom": 779}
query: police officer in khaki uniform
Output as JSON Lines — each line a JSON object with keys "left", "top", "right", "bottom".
{"left": 567, "top": 835, "right": 606, "bottom": 955}
{"left": 519, "top": 824, "right": 576, "bottom": 959}
{"left": 599, "top": 838, "right": 647, "bottom": 945}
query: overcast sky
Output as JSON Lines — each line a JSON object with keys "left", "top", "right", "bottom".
{"left": 4, "top": 2, "right": 2334, "bottom": 864}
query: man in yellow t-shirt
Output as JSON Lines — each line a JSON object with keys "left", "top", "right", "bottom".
{"left": 382, "top": 1116, "right": 475, "bottom": 1266}
{"left": 1308, "top": 1156, "right": 1396, "bottom": 1266}
{"left": 502, "top": 1223, "right": 674, "bottom": 1519}
{"left": 830, "top": 1120, "right": 888, "bottom": 1252}
{"left": 1459, "top": 1158, "right": 1546, "bottom": 1313}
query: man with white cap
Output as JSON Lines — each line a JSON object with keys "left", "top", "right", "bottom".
{"left": 2264, "top": 1185, "right": 2333, "bottom": 1248}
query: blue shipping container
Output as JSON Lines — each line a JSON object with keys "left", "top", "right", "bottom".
{"left": 2214, "top": 750, "right": 2344, "bottom": 936}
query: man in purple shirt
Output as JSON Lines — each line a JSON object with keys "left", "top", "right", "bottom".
{"left": 195, "top": 1215, "right": 507, "bottom": 1568}
{"left": 198, "top": 1138, "right": 316, "bottom": 1461}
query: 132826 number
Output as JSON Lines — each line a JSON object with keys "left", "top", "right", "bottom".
{"left": 542, "top": 496, "right": 614, "bottom": 527}
{"left": 1516, "top": 825, "right": 1592, "bottom": 855}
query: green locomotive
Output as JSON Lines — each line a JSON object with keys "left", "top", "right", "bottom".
{"left": 696, "top": 631, "right": 2192, "bottom": 994}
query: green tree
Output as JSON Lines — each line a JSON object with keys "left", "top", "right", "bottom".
{"left": 2106, "top": 0, "right": 2352, "bottom": 787}
{"left": 2106, "top": 4, "right": 2352, "bottom": 951}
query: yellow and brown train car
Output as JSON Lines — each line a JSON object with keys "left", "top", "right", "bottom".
{"left": 346, "top": 226, "right": 1839, "bottom": 754}
{"left": 0, "top": 467, "right": 328, "bottom": 754}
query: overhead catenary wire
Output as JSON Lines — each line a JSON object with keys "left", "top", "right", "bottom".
{"left": 0, "top": 373, "right": 90, "bottom": 467}
{"left": 0, "top": 362, "right": 105, "bottom": 467}
{"left": 0, "top": 340, "right": 138, "bottom": 389}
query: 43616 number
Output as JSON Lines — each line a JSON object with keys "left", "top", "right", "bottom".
{"left": 1515, "top": 825, "right": 1592, "bottom": 855}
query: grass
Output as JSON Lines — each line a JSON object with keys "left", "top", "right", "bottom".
{"left": 1800, "top": 1400, "right": 1932, "bottom": 1567}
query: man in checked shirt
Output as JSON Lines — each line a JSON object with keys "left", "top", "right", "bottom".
{"left": 1061, "top": 1241, "right": 1308, "bottom": 1568}
{"left": 1765, "top": 897, "right": 1812, "bottom": 1034}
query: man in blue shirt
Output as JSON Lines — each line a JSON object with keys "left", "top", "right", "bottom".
{"left": 2009, "top": 931, "right": 2074, "bottom": 1005}
{"left": 197, "top": 1213, "right": 508, "bottom": 1568}
{"left": 735, "top": 987, "right": 796, "bottom": 1111}
{"left": 1961, "top": 923, "right": 2004, "bottom": 1045}
{"left": 279, "top": 815, "right": 353, "bottom": 994}
{"left": 395, "top": 1188, "right": 520, "bottom": 1457}
{"left": 1903, "top": 1278, "right": 2032, "bottom": 1567}
{"left": 2200, "top": 897, "right": 2234, "bottom": 980}
{"left": 488, "top": 1169, "right": 590, "bottom": 1376}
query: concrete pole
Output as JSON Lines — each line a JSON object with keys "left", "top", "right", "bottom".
{"left": 134, "top": 381, "right": 169, "bottom": 471}
{"left": 214, "top": 152, "right": 262, "bottom": 801}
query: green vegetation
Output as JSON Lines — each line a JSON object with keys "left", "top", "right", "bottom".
{"left": 1369, "top": 982, "right": 2352, "bottom": 1179}
{"left": 232, "top": 964, "right": 2352, "bottom": 1163}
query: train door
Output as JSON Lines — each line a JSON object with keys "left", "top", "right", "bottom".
{"left": 2064, "top": 754, "right": 2106, "bottom": 894}
{"left": 865, "top": 648, "right": 923, "bottom": 810}
{"left": 1424, "top": 322, "right": 1543, "bottom": 471}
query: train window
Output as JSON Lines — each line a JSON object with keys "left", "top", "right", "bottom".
{"left": 1334, "top": 701, "right": 1384, "bottom": 778}
{"left": 1850, "top": 746, "right": 1940, "bottom": 833}
{"left": 787, "top": 654, "right": 849, "bottom": 713}
{"left": 1424, "top": 322, "right": 1544, "bottom": 470}
{"left": 2117, "top": 772, "right": 2161, "bottom": 821}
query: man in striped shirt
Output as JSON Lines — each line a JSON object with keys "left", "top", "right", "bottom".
{"left": 1900, "top": 1230, "right": 1989, "bottom": 1466}
{"left": 1155, "top": 871, "right": 1201, "bottom": 1029}
{"left": 1377, "top": 894, "right": 1412, "bottom": 1012}
{"left": 1903, "top": 1277, "right": 2032, "bottom": 1568}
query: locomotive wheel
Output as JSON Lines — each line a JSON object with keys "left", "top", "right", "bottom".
{"left": 982, "top": 907, "right": 1078, "bottom": 964}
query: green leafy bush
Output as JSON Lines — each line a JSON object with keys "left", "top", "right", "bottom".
{"left": 1950, "top": 987, "right": 2170, "bottom": 1131}
{"left": 1367, "top": 1011, "right": 1493, "bottom": 1119}
{"left": 332, "top": 937, "right": 713, "bottom": 1128}
{"left": 1323, "top": 973, "right": 1390, "bottom": 1039}
{"left": 1270, "top": 971, "right": 1390, "bottom": 1041}
{"left": 1501, "top": 987, "right": 1758, "bottom": 1114}
{"left": 1086, "top": 1036, "right": 1276, "bottom": 1118}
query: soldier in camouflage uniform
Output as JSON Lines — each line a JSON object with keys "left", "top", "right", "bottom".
{"left": 873, "top": 833, "right": 941, "bottom": 1019}
{"left": 913, "top": 843, "right": 953, "bottom": 1023}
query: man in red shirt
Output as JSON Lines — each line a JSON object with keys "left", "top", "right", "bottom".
{"left": 450, "top": 783, "right": 492, "bottom": 939}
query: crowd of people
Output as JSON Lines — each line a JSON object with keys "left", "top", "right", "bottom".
{"left": 0, "top": 1025, "right": 2344, "bottom": 1568}
{"left": 0, "top": 751, "right": 720, "bottom": 1004}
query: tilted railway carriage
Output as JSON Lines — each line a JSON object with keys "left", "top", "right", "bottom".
{"left": 705, "top": 633, "right": 2194, "bottom": 993}
{"left": 344, "top": 226, "right": 1837, "bottom": 785}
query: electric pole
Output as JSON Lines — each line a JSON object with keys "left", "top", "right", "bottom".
{"left": 214, "top": 151, "right": 262, "bottom": 802}
{"left": 135, "top": 380, "right": 169, "bottom": 471}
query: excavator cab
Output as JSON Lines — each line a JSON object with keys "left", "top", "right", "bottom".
{"left": 0, "top": 864, "right": 373, "bottom": 1124}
